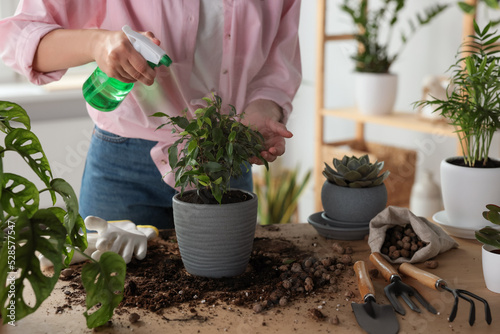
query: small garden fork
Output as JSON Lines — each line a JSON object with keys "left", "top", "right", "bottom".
{"left": 370, "top": 253, "right": 437, "bottom": 315}
{"left": 399, "top": 262, "right": 492, "bottom": 326}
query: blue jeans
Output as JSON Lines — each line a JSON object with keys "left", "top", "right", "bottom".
{"left": 79, "top": 126, "right": 253, "bottom": 229}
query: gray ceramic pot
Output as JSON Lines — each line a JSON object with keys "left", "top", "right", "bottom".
{"left": 173, "top": 189, "right": 258, "bottom": 278}
{"left": 321, "top": 181, "right": 387, "bottom": 223}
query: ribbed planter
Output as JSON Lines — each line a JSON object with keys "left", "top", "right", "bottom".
{"left": 173, "top": 190, "right": 258, "bottom": 278}
{"left": 321, "top": 181, "right": 387, "bottom": 223}
{"left": 440, "top": 157, "right": 500, "bottom": 230}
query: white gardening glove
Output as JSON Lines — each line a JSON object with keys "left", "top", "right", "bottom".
{"left": 38, "top": 216, "right": 158, "bottom": 269}
{"left": 84, "top": 216, "right": 159, "bottom": 264}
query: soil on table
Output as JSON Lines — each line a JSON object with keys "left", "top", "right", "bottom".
{"left": 58, "top": 227, "right": 355, "bottom": 319}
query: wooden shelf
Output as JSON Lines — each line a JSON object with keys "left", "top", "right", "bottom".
{"left": 313, "top": 0, "right": 474, "bottom": 212}
{"left": 321, "top": 108, "right": 456, "bottom": 137}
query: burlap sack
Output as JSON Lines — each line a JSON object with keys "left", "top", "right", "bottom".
{"left": 368, "top": 206, "right": 459, "bottom": 263}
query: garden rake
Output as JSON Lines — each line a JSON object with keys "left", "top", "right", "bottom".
{"left": 369, "top": 253, "right": 437, "bottom": 315}
{"left": 399, "top": 262, "right": 492, "bottom": 326}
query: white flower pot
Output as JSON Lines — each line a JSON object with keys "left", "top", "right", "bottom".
{"left": 354, "top": 72, "right": 398, "bottom": 115}
{"left": 440, "top": 157, "right": 500, "bottom": 230}
{"left": 482, "top": 244, "right": 500, "bottom": 293}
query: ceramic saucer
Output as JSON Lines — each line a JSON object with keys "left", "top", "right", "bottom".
{"left": 432, "top": 210, "right": 477, "bottom": 239}
{"left": 308, "top": 212, "right": 370, "bottom": 240}
{"left": 320, "top": 212, "right": 370, "bottom": 228}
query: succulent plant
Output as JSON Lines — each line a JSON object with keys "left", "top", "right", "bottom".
{"left": 323, "top": 154, "right": 389, "bottom": 188}
{"left": 476, "top": 204, "right": 500, "bottom": 248}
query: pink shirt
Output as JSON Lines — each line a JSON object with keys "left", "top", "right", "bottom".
{"left": 0, "top": 0, "right": 302, "bottom": 188}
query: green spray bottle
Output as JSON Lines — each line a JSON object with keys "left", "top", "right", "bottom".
{"left": 82, "top": 25, "right": 172, "bottom": 112}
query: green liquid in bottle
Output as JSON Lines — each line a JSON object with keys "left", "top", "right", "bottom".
{"left": 82, "top": 67, "right": 134, "bottom": 112}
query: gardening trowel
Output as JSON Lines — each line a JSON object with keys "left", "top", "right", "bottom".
{"left": 351, "top": 261, "right": 399, "bottom": 334}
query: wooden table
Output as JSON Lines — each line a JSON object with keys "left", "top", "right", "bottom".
{"left": 2, "top": 223, "right": 498, "bottom": 334}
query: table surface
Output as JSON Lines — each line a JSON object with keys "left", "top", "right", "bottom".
{"left": 2, "top": 223, "right": 498, "bottom": 334}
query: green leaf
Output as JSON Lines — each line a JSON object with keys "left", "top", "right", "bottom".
{"left": 203, "top": 162, "right": 223, "bottom": 172}
{"left": 229, "top": 131, "right": 237, "bottom": 142}
{"left": 484, "top": 0, "right": 500, "bottom": 9}
{"left": 0, "top": 210, "right": 67, "bottom": 324}
{"left": 1, "top": 173, "right": 39, "bottom": 218}
{"left": 168, "top": 146, "right": 178, "bottom": 168}
{"left": 458, "top": 2, "right": 475, "bottom": 13}
{"left": 212, "top": 127, "right": 223, "bottom": 145}
{"left": 0, "top": 101, "right": 31, "bottom": 132}
{"left": 50, "top": 179, "right": 86, "bottom": 251}
{"left": 4, "top": 129, "right": 53, "bottom": 199}
{"left": 81, "top": 252, "right": 126, "bottom": 328}
{"left": 149, "top": 112, "right": 169, "bottom": 118}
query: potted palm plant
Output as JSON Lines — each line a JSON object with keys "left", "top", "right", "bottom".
{"left": 340, "top": 0, "right": 448, "bottom": 115}
{"left": 415, "top": 21, "right": 500, "bottom": 233}
{"left": 152, "top": 94, "right": 268, "bottom": 278}
{"left": 476, "top": 204, "right": 500, "bottom": 293}
{"left": 0, "top": 101, "right": 126, "bottom": 328}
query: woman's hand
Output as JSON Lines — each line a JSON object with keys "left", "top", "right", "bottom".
{"left": 241, "top": 99, "right": 293, "bottom": 164}
{"left": 93, "top": 30, "right": 160, "bottom": 85}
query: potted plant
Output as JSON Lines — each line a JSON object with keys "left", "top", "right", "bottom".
{"left": 321, "top": 154, "right": 390, "bottom": 224}
{"left": 476, "top": 204, "right": 500, "bottom": 293}
{"left": 152, "top": 95, "right": 268, "bottom": 278}
{"left": 254, "top": 165, "right": 311, "bottom": 226}
{"left": 0, "top": 101, "right": 126, "bottom": 328}
{"left": 415, "top": 22, "right": 500, "bottom": 231}
{"left": 340, "top": 0, "right": 448, "bottom": 115}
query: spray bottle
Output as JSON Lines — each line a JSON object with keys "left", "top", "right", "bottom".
{"left": 82, "top": 25, "right": 172, "bottom": 112}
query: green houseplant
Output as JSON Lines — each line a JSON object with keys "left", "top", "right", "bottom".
{"left": 321, "top": 154, "right": 390, "bottom": 224}
{"left": 0, "top": 101, "right": 126, "bottom": 328}
{"left": 415, "top": 21, "right": 500, "bottom": 231}
{"left": 340, "top": 0, "right": 448, "bottom": 115}
{"left": 340, "top": 0, "right": 448, "bottom": 74}
{"left": 254, "top": 166, "right": 311, "bottom": 226}
{"left": 476, "top": 204, "right": 500, "bottom": 293}
{"left": 153, "top": 94, "right": 268, "bottom": 278}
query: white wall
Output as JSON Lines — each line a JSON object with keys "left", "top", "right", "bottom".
{"left": 284, "top": 0, "right": 500, "bottom": 223}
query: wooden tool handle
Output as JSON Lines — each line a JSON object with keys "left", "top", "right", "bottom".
{"left": 399, "top": 262, "right": 441, "bottom": 290}
{"left": 369, "top": 252, "right": 399, "bottom": 281}
{"left": 354, "top": 261, "right": 375, "bottom": 299}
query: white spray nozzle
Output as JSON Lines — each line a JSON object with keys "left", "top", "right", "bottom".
{"left": 122, "top": 25, "right": 172, "bottom": 66}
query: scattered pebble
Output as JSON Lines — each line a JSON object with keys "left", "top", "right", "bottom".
{"left": 332, "top": 242, "right": 345, "bottom": 254}
{"left": 308, "top": 308, "right": 326, "bottom": 321}
{"left": 425, "top": 260, "right": 439, "bottom": 269}
{"left": 253, "top": 303, "right": 263, "bottom": 313}
{"left": 329, "top": 315, "right": 340, "bottom": 325}
{"left": 60, "top": 269, "right": 74, "bottom": 278}
{"left": 129, "top": 313, "right": 140, "bottom": 324}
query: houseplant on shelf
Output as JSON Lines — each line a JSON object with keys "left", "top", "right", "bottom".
{"left": 414, "top": 21, "right": 500, "bottom": 232}
{"left": 152, "top": 94, "right": 268, "bottom": 278}
{"left": 340, "top": 0, "right": 448, "bottom": 115}
{"left": 0, "top": 101, "right": 126, "bottom": 328}
{"left": 476, "top": 204, "right": 500, "bottom": 293}
{"left": 321, "top": 154, "right": 390, "bottom": 224}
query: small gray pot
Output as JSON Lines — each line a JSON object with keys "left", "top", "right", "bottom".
{"left": 173, "top": 190, "right": 258, "bottom": 278}
{"left": 321, "top": 181, "right": 387, "bottom": 223}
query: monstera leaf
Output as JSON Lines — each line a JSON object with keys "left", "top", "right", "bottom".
{"left": 82, "top": 252, "right": 126, "bottom": 328}
{"left": 0, "top": 210, "right": 66, "bottom": 323}
{"left": 4, "top": 128, "right": 55, "bottom": 203}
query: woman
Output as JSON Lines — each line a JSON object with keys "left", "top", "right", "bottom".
{"left": 0, "top": 0, "right": 302, "bottom": 228}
